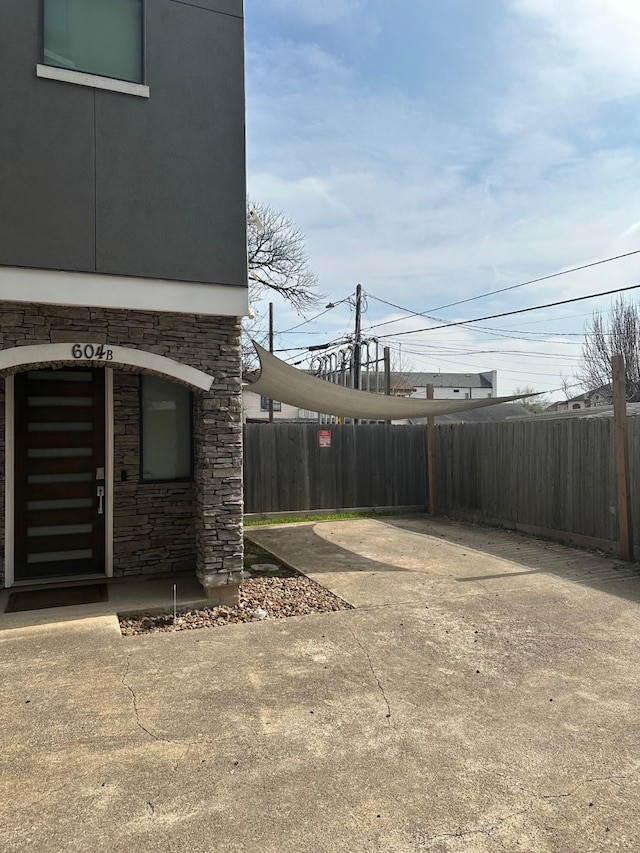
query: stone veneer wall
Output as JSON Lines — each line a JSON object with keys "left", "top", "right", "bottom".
{"left": 0, "top": 302, "right": 243, "bottom": 589}
{"left": 112, "top": 372, "right": 196, "bottom": 577}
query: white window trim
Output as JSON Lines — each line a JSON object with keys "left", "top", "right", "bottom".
{"left": 105, "top": 368, "right": 114, "bottom": 579}
{"left": 36, "top": 64, "right": 149, "bottom": 98}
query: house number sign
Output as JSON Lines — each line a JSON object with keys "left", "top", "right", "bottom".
{"left": 71, "top": 344, "right": 114, "bottom": 361}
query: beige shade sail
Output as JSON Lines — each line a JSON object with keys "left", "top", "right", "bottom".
{"left": 245, "top": 343, "right": 533, "bottom": 420}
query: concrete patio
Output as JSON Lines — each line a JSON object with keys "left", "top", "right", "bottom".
{"left": 1, "top": 516, "right": 639, "bottom": 852}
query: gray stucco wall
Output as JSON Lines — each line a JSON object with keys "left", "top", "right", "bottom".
{"left": 0, "top": 0, "right": 246, "bottom": 287}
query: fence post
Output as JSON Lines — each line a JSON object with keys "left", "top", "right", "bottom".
{"left": 612, "top": 354, "right": 634, "bottom": 561}
{"left": 426, "top": 384, "right": 437, "bottom": 515}
{"left": 268, "top": 302, "right": 274, "bottom": 423}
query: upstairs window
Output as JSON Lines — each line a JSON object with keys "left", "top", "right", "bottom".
{"left": 43, "top": 0, "right": 144, "bottom": 84}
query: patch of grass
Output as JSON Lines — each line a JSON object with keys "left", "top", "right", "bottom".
{"left": 243, "top": 538, "right": 300, "bottom": 578}
{"left": 244, "top": 510, "right": 408, "bottom": 527}
{"left": 243, "top": 539, "right": 271, "bottom": 569}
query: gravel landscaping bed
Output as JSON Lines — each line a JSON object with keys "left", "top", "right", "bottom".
{"left": 119, "top": 574, "right": 352, "bottom": 636}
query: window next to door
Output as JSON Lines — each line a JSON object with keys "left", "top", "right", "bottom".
{"left": 260, "top": 396, "right": 281, "bottom": 412}
{"left": 140, "top": 376, "right": 193, "bottom": 483}
{"left": 38, "top": 0, "right": 149, "bottom": 97}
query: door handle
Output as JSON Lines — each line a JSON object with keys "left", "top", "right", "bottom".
{"left": 97, "top": 486, "right": 105, "bottom": 515}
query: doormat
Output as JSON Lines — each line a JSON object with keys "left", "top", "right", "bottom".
{"left": 5, "top": 583, "right": 108, "bottom": 613}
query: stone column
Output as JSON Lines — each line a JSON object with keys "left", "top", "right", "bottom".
{"left": 194, "top": 386, "right": 244, "bottom": 605}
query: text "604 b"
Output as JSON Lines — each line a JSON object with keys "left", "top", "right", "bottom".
{"left": 71, "top": 344, "right": 114, "bottom": 360}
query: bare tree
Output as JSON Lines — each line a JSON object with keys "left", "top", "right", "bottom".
{"left": 247, "top": 199, "right": 323, "bottom": 314}
{"left": 559, "top": 370, "right": 574, "bottom": 400}
{"left": 388, "top": 348, "right": 416, "bottom": 396}
{"left": 243, "top": 199, "right": 324, "bottom": 372}
{"left": 513, "top": 385, "right": 550, "bottom": 412}
{"left": 578, "top": 297, "right": 640, "bottom": 402}
{"left": 241, "top": 310, "right": 267, "bottom": 372}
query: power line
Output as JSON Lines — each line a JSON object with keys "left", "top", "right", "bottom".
{"left": 365, "top": 249, "right": 640, "bottom": 331}
{"left": 373, "top": 281, "right": 640, "bottom": 339}
{"left": 391, "top": 346, "right": 580, "bottom": 362}
{"left": 278, "top": 297, "right": 351, "bottom": 335}
{"left": 477, "top": 327, "right": 584, "bottom": 337}
{"left": 396, "top": 350, "right": 574, "bottom": 380}
{"left": 425, "top": 250, "right": 640, "bottom": 313}
{"left": 489, "top": 306, "right": 617, "bottom": 329}
{"left": 384, "top": 327, "right": 584, "bottom": 346}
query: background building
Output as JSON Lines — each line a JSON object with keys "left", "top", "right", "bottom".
{"left": 392, "top": 371, "right": 497, "bottom": 400}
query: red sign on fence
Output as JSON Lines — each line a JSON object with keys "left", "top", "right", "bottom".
{"left": 319, "top": 429, "right": 332, "bottom": 448}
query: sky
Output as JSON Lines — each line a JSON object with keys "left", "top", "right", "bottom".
{"left": 244, "top": 0, "right": 640, "bottom": 398}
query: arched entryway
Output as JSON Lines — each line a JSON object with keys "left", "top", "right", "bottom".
{"left": 1, "top": 344, "right": 213, "bottom": 588}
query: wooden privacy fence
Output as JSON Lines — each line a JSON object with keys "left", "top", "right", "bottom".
{"left": 435, "top": 416, "right": 640, "bottom": 554}
{"left": 243, "top": 417, "right": 640, "bottom": 556}
{"left": 243, "top": 423, "right": 427, "bottom": 513}
{"left": 436, "top": 417, "right": 640, "bottom": 550}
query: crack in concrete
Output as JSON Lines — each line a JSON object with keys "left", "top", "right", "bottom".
{"left": 121, "top": 653, "right": 169, "bottom": 742}
{"left": 536, "top": 771, "right": 639, "bottom": 801}
{"left": 347, "top": 627, "right": 392, "bottom": 722}
{"left": 419, "top": 770, "right": 640, "bottom": 849}
{"left": 121, "top": 654, "right": 211, "bottom": 767}
{"left": 421, "top": 808, "right": 528, "bottom": 849}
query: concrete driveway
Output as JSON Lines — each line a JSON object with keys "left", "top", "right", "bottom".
{"left": 1, "top": 516, "right": 640, "bottom": 852}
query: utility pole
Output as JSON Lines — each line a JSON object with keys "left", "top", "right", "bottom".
{"left": 353, "top": 283, "right": 362, "bottom": 391}
{"left": 384, "top": 346, "right": 391, "bottom": 425}
{"left": 353, "top": 283, "right": 362, "bottom": 425}
{"left": 268, "top": 302, "right": 274, "bottom": 423}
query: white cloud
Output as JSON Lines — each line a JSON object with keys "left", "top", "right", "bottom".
{"left": 246, "top": 7, "right": 640, "bottom": 399}
{"left": 270, "top": 0, "right": 371, "bottom": 27}
{"left": 511, "top": 0, "right": 640, "bottom": 86}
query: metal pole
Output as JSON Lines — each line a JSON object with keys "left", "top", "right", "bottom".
{"left": 319, "top": 352, "right": 329, "bottom": 424}
{"left": 329, "top": 352, "right": 338, "bottom": 423}
{"left": 384, "top": 346, "right": 391, "bottom": 425}
{"left": 363, "top": 341, "right": 372, "bottom": 392}
{"left": 612, "top": 354, "right": 634, "bottom": 560}
{"left": 268, "top": 302, "right": 274, "bottom": 423}
{"left": 339, "top": 349, "right": 349, "bottom": 387}
{"left": 353, "top": 284, "right": 362, "bottom": 425}
{"left": 353, "top": 284, "right": 362, "bottom": 392}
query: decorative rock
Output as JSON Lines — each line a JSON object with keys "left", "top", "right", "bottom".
{"left": 119, "top": 576, "right": 353, "bottom": 635}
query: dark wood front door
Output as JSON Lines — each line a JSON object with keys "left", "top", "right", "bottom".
{"left": 14, "top": 369, "right": 106, "bottom": 581}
